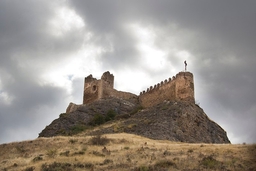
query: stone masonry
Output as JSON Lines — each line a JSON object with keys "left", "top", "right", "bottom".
{"left": 139, "top": 72, "right": 195, "bottom": 108}
{"left": 83, "top": 71, "right": 138, "bottom": 104}
{"left": 67, "top": 71, "right": 195, "bottom": 113}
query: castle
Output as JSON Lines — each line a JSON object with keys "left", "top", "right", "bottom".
{"left": 66, "top": 71, "right": 195, "bottom": 113}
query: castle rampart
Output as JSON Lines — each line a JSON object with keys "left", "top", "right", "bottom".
{"left": 139, "top": 72, "right": 194, "bottom": 108}
{"left": 67, "top": 71, "right": 195, "bottom": 113}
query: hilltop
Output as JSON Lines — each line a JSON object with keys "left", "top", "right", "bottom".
{"left": 0, "top": 133, "right": 255, "bottom": 171}
{"left": 39, "top": 97, "right": 230, "bottom": 144}
{"left": 39, "top": 71, "right": 230, "bottom": 143}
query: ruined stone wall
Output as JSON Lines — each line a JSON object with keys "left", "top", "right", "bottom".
{"left": 104, "top": 87, "right": 139, "bottom": 104}
{"left": 101, "top": 71, "right": 114, "bottom": 88}
{"left": 139, "top": 72, "right": 194, "bottom": 108}
{"left": 83, "top": 71, "right": 194, "bottom": 107}
{"left": 83, "top": 76, "right": 101, "bottom": 104}
{"left": 83, "top": 71, "right": 138, "bottom": 104}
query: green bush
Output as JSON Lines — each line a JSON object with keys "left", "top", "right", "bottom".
{"left": 70, "top": 124, "right": 88, "bottom": 135}
{"left": 200, "top": 155, "right": 222, "bottom": 169}
{"left": 105, "top": 109, "right": 117, "bottom": 121}
{"left": 89, "top": 114, "right": 105, "bottom": 126}
{"left": 59, "top": 113, "right": 67, "bottom": 118}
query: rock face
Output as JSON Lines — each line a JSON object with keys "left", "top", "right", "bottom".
{"left": 39, "top": 97, "right": 230, "bottom": 144}
{"left": 39, "top": 98, "right": 139, "bottom": 137}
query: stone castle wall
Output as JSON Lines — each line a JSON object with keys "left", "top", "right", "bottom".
{"left": 139, "top": 72, "right": 194, "bottom": 108}
{"left": 83, "top": 71, "right": 138, "bottom": 105}
{"left": 82, "top": 71, "right": 194, "bottom": 108}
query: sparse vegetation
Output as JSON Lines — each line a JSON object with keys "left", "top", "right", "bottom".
{"left": 200, "top": 155, "right": 223, "bottom": 169}
{"left": 46, "top": 149, "right": 57, "bottom": 158}
{"left": 129, "top": 105, "right": 143, "bottom": 115}
{"left": 59, "top": 113, "right": 67, "bottom": 118}
{"left": 70, "top": 124, "right": 88, "bottom": 135}
{"left": 0, "top": 133, "right": 255, "bottom": 171}
{"left": 89, "top": 109, "right": 117, "bottom": 126}
{"left": 105, "top": 109, "right": 117, "bottom": 121}
{"left": 154, "top": 159, "right": 177, "bottom": 169}
{"left": 32, "top": 156, "right": 43, "bottom": 162}
{"left": 89, "top": 134, "right": 110, "bottom": 146}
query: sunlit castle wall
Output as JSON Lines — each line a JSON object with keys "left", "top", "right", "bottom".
{"left": 139, "top": 72, "right": 195, "bottom": 108}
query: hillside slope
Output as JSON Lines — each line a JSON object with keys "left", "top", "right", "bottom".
{"left": 0, "top": 133, "right": 255, "bottom": 171}
{"left": 39, "top": 98, "right": 230, "bottom": 143}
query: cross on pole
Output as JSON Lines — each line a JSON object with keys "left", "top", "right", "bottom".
{"left": 184, "top": 60, "right": 187, "bottom": 71}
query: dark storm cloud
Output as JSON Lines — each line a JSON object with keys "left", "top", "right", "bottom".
{"left": 1, "top": 0, "right": 255, "bottom": 144}
{"left": 0, "top": 0, "right": 85, "bottom": 143}
{"left": 69, "top": 0, "right": 256, "bottom": 143}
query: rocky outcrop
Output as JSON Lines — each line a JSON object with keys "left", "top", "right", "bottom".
{"left": 89, "top": 100, "right": 230, "bottom": 143}
{"left": 39, "top": 97, "right": 139, "bottom": 137}
{"left": 39, "top": 98, "right": 230, "bottom": 144}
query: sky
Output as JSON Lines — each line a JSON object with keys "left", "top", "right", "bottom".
{"left": 0, "top": 0, "right": 255, "bottom": 144}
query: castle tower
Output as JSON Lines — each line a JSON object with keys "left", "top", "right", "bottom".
{"left": 175, "top": 72, "right": 195, "bottom": 102}
{"left": 83, "top": 71, "right": 114, "bottom": 104}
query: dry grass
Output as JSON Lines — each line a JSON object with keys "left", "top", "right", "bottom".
{"left": 0, "top": 133, "right": 255, "bottom": 171}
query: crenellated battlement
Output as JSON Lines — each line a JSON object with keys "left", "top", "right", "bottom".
{"left": 138, "top": 72, "right": 194, "bottom": 108}
{"left": 140, "top": 76, "right": 175, "bottom": 95}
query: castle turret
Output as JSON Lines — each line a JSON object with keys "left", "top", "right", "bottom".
{"left": 175, "top": 72, "right": 194, "bottom": 102}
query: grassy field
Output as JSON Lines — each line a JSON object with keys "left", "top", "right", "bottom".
{"left": 0, "top": 133, "right": 255, "bottom": 171}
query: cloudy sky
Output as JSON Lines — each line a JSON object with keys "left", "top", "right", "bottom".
{"left": 0, "top": 0, "right": 255, "bottom": 144}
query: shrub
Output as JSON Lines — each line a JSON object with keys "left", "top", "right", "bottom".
{"left": 89, "top": 134, "right": 110, "bottom": 146}
{"left": 89, "top": 114, "right": 105, "bottom": 126}
{"left": 60, "top": 150, "right": 70, "bottom": 157}
{"left": 84, "top": 163, "right": 94, "bottom": 169}
{"left": 24, "top": 166, "right": 35, "bottom": 171}
{"left": 135, "top": 165, "right": 151, "bottom": 171}
{"left": 92, "top": 150, "right": 105, "bottom": 157}
{"left": 163, "top": 150, "right": 172, "bottom": 156}
{"left": 59, "top": 113, "right": 67, "bottom": 118}
{"left": 103, "top": 159, "right": 113, "bottom": 165}
{"left": 154, "top": 160, "right": 176, "bottom": 169}
{"left": 105, "top": 109, "right": 117, "bottom": 121}
{"left": 73, "top": 151, "right": 85, "bottom": 155}
{"left": 130, "top": 105, "right": 143, "bottom": 115}
{"left": 46, "top": 149, "right": 57, "bottom": 158}
{"left": 187, "top": 148, "right": 194, "bottom": 153}
{"left": 69, "top": 139, "right": 78, "bottom": 144}
{"left": 32, "top": 156, "right": 43, "bottom": 162}
{"left": 41, "top": 162, "right": 72, "bottom": 171}
{"left": 200, "top": 155, "right": 222, "bottom": 169}
{"left": 70, "top": 124, "right": 88, "bottom": 135}
{"left": 15, "top": 145, "right": 26, "bottom": 153}
{"left": 124, "top": 146, "right": 130, "bottom": 150}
